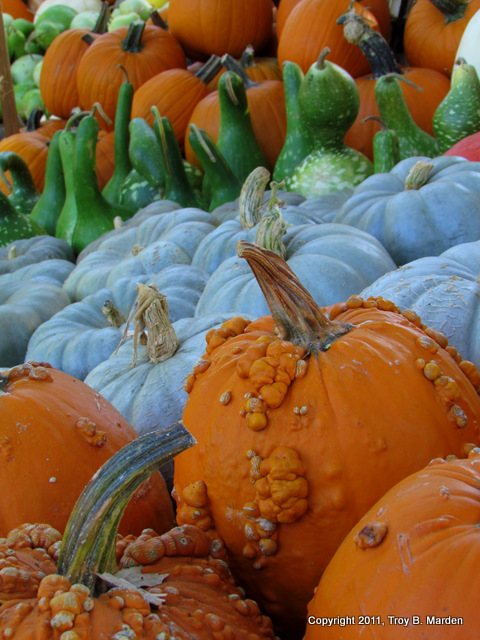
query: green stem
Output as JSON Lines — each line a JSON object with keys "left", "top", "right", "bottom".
{"left": 121, "top": 20, "right": 145, "bottom": 53}
{"left": 58, "top": 423, "right": 196, "bottom": 593}
{"left": 430, "top": 0, "right": 469, "bottom": 23}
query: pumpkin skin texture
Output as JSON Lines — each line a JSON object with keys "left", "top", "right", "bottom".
{"left": 404, "top": 0, "right": 480, "bottom": 78}
{"left": 304, "top": 446, "right": 480, "bottom": 639}
{"left": 0, "top": 361, "right": 175, "bottom": 538}
{"left": 76, "top": 24, "right": 187, "bottom": 130}
{"left": 174, "top": 243, "right": 480, "bottom": 639}
{"left": 277, "top": 0, "right": 380, "bottom": 78}
{"left": 333, "top": 155, "right": 480, "bottom": 265}
{"left": 360, "top": 240, "right": 480, "bottom": 371}
{"left": 167, "top": 0, "right": 274, "bottom": 60}
{"left": 0, "top": 236, "right": 75, "bottom": 274}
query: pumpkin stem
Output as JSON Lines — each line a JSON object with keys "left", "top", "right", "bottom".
{"left": 236, "top": 241, "right": 353, "bottom": 353}
{"left": 239, "top": 166, "right": 271, "bottom": 229}
{"left": 254, "top": 207, "right": 288, "bottom": 259}
{"left": 102, "top": 299, "right": 126, "bottom": 328}
{"left": 121, "top": 20, "right": 145, "bottom": 53}
{"left": 194, "top": 54, "right": 223, "bottom": 85}
{"left": 404, "top": 160, "right": 434, "bottom": 190}
{"left": 148, "top": 8, "right": 168, "bottom": 28}
{"left": 337, "top": 8, "right": 402, "bottom": 78}
{"left": 430, "top": 0, "right": 469, "bottom": 23}
{"left": 58, "top": 423, "right": 196, "bottom": 593}
{"left": 221, "top": 53, "right": 259, "bottom": 89}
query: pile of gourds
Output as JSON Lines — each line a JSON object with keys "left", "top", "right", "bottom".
{"left": 1, "top": 0, "right": 480, "bottom": 639}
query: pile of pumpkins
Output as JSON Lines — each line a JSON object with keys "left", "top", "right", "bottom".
{"left": 1, "top": 1, "right": 480, "bottom": 639}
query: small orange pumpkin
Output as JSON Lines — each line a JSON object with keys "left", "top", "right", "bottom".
{"left": 0, "top": 361, "right": 175, "bottom": 538}
{"left": 173, "top": 242, "right": 480, "bottom": 638}
{"left": 76, "top": 22, "right": 187, "bottom": 130}
{"left": 305, "top": 445, "right": 480, "bottom": 639}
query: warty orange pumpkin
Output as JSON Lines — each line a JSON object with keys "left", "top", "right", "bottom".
{"left": 0, "top": 361, "right": 175, "bottom": 538}
{"left": 173, "top": 241, "right": 480, "bottom": 639}
{"left": 304, "top": 444, "right": 480, "bottom": 639}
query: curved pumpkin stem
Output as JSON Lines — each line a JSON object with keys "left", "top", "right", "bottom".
{"left": 236, "top": 241, "right": 353, "bottom": 353}
{"left": 58, "top": 423, "right": 195, "bottom": 593}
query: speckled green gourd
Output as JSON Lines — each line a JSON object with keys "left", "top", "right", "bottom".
{"left": 375, "top": 74, "right": 439, "bottom": 160}
{"left": 287, "top": 48, "right": 373, "bottom": 197}
{"left": 273, "top": 61, "right": 314, "bottom": 182}
{"left": 433, "top": 59, "right": 480, "bottom": 153}
{"left": 0, "top": 190, "right": 46, "bottom": 247}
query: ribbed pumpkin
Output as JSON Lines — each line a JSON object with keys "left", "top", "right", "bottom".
{"left": 305, "top": 445, "right": 480, "bottom": 639}
{"left": 76, "top": 23, "right": 187, "bottom": 130}
{"left": 131, "top": 67, "right": 213, "bottom": 149}
{"left": 277, "top": 0, "right": 381, "bottom": 77}
{"left": 173, "top": 242, "right": 480, "bottom": 639}
{"left": 0, "top": 361, "right": 175, "bottom": 538}
{"left": 39, "top": 21, "right": 107, "bottom": 120}
{"left": 167, "top": 0, "right": 274, "bottom": 60}
{"left": 0, "top": 130, "right": 50, "bottom": 193}
{"left": 404, "top": 0, "right": 480, "bottom": 77}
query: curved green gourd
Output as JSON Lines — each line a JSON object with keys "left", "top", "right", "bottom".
{"left": 0, "top": 190, "right": 46, "bottom": 247}
{"left": 0, "top": 151, "right": 40, "bottom": 215}
{"left": 30, "top": 130, "right": 66, "bottom": 235}
{"left": 363, "top": 116, "right": 400, "bottom": 174}
{"left": 119, "top": 168, "right": 162, "bottom": 211}
{"left": 215, "top": 69, "right": 268, "bottom": 184}
{"left": 273, "top": 61, "right": 314, "bottom": 182}
{"left": 374, "top": 74, "right": 439, "bottom": 159}
{"left": 152, "top": 109, "right": 201, "bottom": 209}
{"left": 188, "top": 123, "right": 242, "bottom": 211}
{"left": 55, "top": 126, "right": 78, "bottom": 245}
{"left": 128, "top": 117, "right": 166, "bottom": 190}
{"left": 102, "top": 73, "right": 134, "bottom": 205}
{"left": 433, "top": 59, "right": 480, "bottom": 153}
{"left": 287, "top": 48, "right": 374, "bottom": 197}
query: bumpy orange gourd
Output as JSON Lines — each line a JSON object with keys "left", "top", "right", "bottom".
{"left": 0, "top": 361, "right": 174, "bottom": 537}
{"left": 304, "top": 445, "right": 480, "bottom": 639}
{"left": 173, "top": 242, "right": 480, "bottom": 639}
{"left": 167, "top": 0, "right": 274, "bottom": 60}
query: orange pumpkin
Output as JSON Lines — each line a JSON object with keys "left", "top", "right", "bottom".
{"left": 173, "top": 242, "right": 480, "bottom": 638}
{"left": 404, "top": 0, "right": 480, "bottom": 77}
{"left": 131, "top": 66, "right": 215, "bottom": 149}
{"left": 0, "top": 361, "right": 175, "bottom": 538}
{"left": 39, "top": 29, "right": 103, "bottom": 120}
{"left": 167, "top": 0, "right": 274, "bottom": 60}
{"left": 305, "top": 445, "right": 480, "bottom": 639}
{"left": 95, "top": 129, "right": 115, "bottom": 189}
{"left": 76, "top": 22, "right": 187, "bottom": 130}
{"left": 0, "top": 129, "right": 50, "bottom": 193}
{"left": 277, "top": 0, "right": 381, "bottom": 77}
{"left": 2, "top": 0, "right": 33, "bottom": 21}
{"left": 0, "top": 426, "right": 277, "bottom": 640}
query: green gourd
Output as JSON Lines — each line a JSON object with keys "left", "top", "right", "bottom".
{"left": 188, "top": 124, "right": 242, "bottom": 211}
{"left": 374, "top": 74, "right": 440, "bottom": 160}
{"left": 102, "top": 72, "right": 134, "bottom": 205}
{"left": 363, "top": 116, "right": 400, "bottom": 173}
{"left": 152, "top": 109, "right": 202, "bottom": 209}
{"left": 56, "top": 111, "right": 132, "bottom": 254}
{"left": 433, "top": 58, "right": 480, "bottom": 153}
{"left": 287, "top": 48, "right": 374, "bottom": 197}
{"left": 30, "top": 130, "right": 66, "bottom": 235}
{"left": 273, "top": 61, "right": 313, "bottom": 182}
{"left": 119, "top": 168, "right": 162, "bottom": 211}
{"left": 0, "top": 191, "right": 46, "bottom": 247}
{"left": 128, "top": 117, "right": 166, "bottom": 190}
{"left": 0, "top": 151, "right": 40, "bottom": 215}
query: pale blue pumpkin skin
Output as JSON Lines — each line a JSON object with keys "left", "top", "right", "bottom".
{"left": 360, "top": 240, "right": 480, "bottom": 368}
{"left": 333, "top": 156, "right": 480, "bottom": 265}
{"left": 0, "top": 258, "right": 74, "bottom": 367}
{"left": 26, "top": 264, "right": 209, "bottom": 381}
{"left": 194, "top": 223, "right": 396, "bottom": 317}
{"left": 63, "top": 206, "right": 217, "bottom": 301}
{"left": 0, "top": 235, "right": 75, "bottom": 275}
